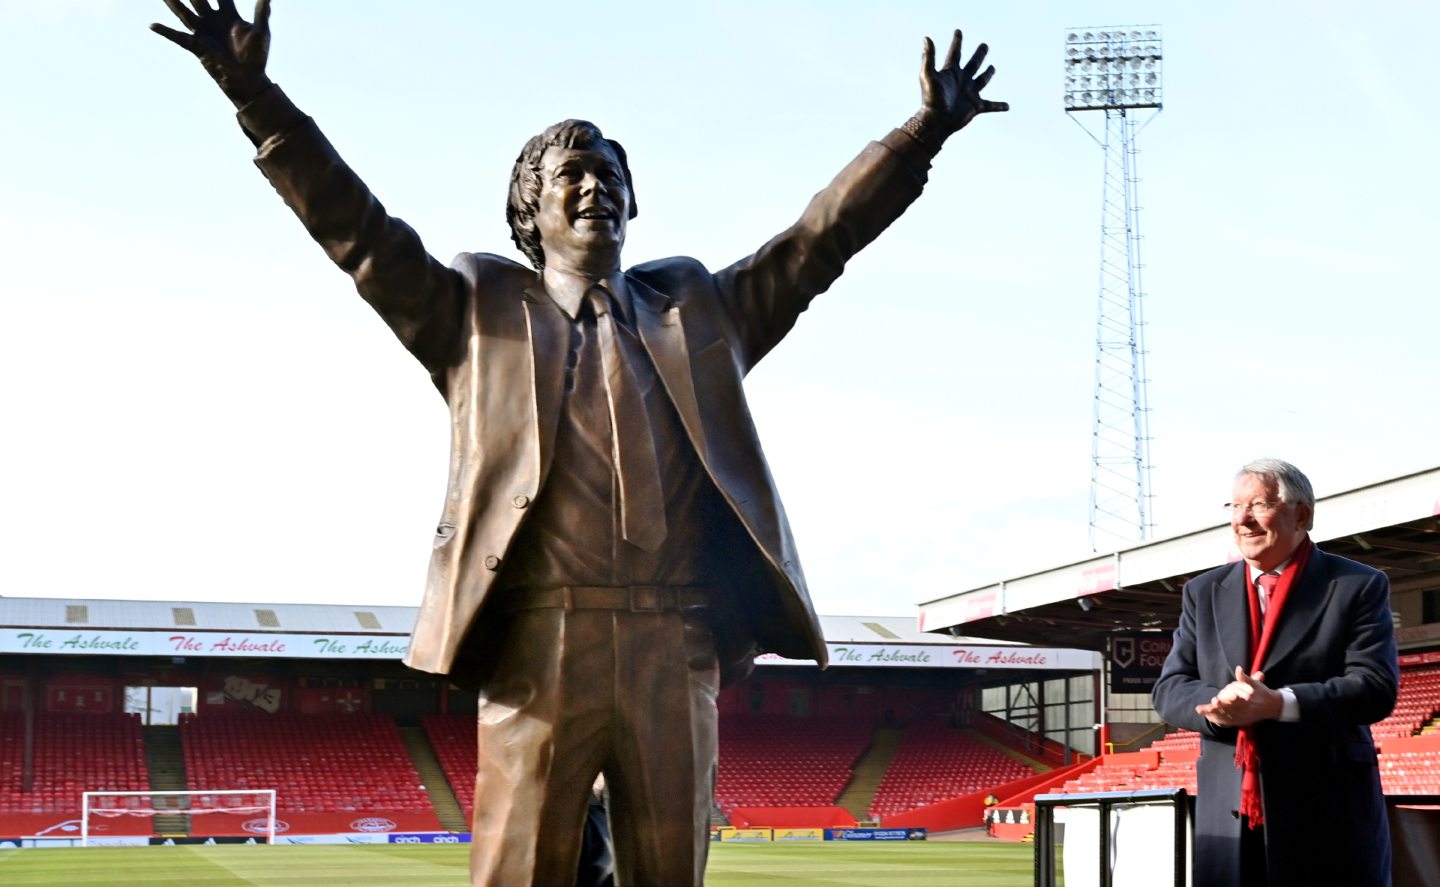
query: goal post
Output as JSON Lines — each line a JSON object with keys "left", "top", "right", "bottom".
{"left": 81, "top": 789, "right": 277, "bottom": 846}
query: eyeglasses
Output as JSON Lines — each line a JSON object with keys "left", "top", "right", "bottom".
{"left": 1222, "top": 501, "right": 1284, "bottom": 518}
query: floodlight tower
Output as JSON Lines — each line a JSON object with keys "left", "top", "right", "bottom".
{"left": 1064, "top": 27, "right": 1163, "bottom": 550}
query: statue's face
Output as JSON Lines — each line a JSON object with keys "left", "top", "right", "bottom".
{"left": 534, "top": 143, "right": 630, "bottom": 269}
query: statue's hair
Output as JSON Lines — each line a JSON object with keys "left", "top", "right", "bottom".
{"left": 1236, "top": 458, "right": 1315, "bottom": 529}
{"left": 506, "top": 119, "right": 637, "bottom": 270}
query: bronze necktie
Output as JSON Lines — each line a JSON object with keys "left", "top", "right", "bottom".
{"left": 586, "top": 286, "right": 667, "bottom": 552}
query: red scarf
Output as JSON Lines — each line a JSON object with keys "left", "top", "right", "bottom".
{"left": 1235, "top": 536, "right": 1313, "bottom": 828}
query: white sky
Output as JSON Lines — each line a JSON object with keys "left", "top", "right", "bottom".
{"left": 2, "top": 1, "right": 1437, "bottom": 619}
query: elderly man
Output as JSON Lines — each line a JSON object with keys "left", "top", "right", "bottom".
{"left": 1153, "top": 459, "right": 1398, "bottom": 886}
{"left": 152, "top": 1, "right": 1007, "bottom": 883}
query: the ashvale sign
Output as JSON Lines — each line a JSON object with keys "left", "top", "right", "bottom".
{"left": 757, "top": 643, "right": 1097, "bottom": 670}
{"left": 0, "top": 629, "right": 409, "bottom": 660}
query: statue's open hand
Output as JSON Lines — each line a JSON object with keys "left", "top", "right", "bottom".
{"left": 920, "top": 29, "right": 1009, "bottom": 137}
{"left": 152, "top": 0, "right": 272, "bottom": 105}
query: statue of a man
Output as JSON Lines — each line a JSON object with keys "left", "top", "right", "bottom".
{"left": 152, "top": 2, "right": 1007, "bottom": 884}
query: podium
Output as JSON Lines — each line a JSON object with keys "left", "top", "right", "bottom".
{"left": 1032, "top": 789, "right": 1191, "bottom": 887}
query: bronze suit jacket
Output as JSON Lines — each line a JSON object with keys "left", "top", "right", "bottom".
{"left": 235, "top": 86, "right": 937, "bottom": 682}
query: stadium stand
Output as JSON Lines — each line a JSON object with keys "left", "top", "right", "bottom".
{"left": 867, "top": 718, "right": 1033, "bottom": 821}
{"left": 714, "top": 716, "right": 872, "bottom": 814}
{"left": 178, "top": 712, "right": 441, "bottom": 834}
{"left": 0, "top": 711, "right": 150, "bottom": 810}
{"left": 716, "top": 715, "right": 872, "bottom": 812}
{"left": 1374, "top": 663, "right": 1440, "bottom": 740}
{"left": 420, "top": 713, "right": 477, "bottom": 822}
{"left": 0, "top": 711, "right": 150, "bottom": 835}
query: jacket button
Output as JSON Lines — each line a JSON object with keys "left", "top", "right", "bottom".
{"left": 484, "top": 555, "right": 501, "bottom": 571}
{"left": 512, "top": 495, "right": 530, "bottom": 508}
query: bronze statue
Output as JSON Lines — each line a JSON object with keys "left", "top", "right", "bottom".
{"left": 152, "top": 2, "right": 1007, "bottom": 884}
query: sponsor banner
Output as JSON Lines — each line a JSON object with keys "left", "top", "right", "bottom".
{"left": 148, "top": 836, "right": 267, "bottom": 845}
{"left": 388, "top": 832, "right": 471, "bottom": 844}
{"left": 0, "top": 836, "right": 150, "bottom": 848}
{"left": 388, "top": 829, "right": 466, "bottom": 846}
{"left": 1399, "top": 647, "right": 1440, "bottom": 663}
{"left": 274, "top": 833, "right": 387, "bottom": 845}
{"left": 720, "top": 828, "right": 773, "bottom": 842}
{"left": 773, "top": 828, "right": 824, "bottom": 842}
{"left": 0, "top": 628, "right": 410, "bottom": 660}
{"left": 1109, "top": 632, "right": 1174, "bottom": 693}
{"left": 89, "top": 836, "right": 153, "bottom": 847}
{"left": 825, "top": 828, "right": 925, "bottom": 841}
{"left": 757, "top": 643, "right": 1097, "bottom": 670}
{"left": 189, "top": 811, "right": 438, "bottom": 838}
{"left": 0, "top": 814, "right": 148, "bottom": 840}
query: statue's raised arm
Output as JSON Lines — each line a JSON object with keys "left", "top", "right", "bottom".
{"left": 911, "top": 29, "right": 1009, "bottom": 151}
{"left": 151, "top": 0, "right": 273, "bottom": 107}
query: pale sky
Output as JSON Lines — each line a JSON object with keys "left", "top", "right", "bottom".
{"left": 2, "top": 1, "right": 1437, "bottom": 619}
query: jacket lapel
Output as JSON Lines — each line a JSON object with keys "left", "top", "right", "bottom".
{"left": 1214, "top": 563, "right": 1252, "bottom": 675}
{"left": 628, "top": 274, "right": 709, "bottom": 464}
{"left": 523, "top": 286, "right": 570, "bottom": 481}
{"left": 1262, "top": 548, "right": 1334, "bottom": 673}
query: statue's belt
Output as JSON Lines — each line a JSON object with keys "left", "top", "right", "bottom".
{"left": 497, "top": 585, "right": 714, "bottom": 614}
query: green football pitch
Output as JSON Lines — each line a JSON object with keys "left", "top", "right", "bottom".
{"left": 0, "top": 841, "right": 1034, "bottom": 885}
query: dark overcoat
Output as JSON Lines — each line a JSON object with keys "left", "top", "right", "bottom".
{"left": 1152, "top": 547, "right": 1399, "bottom": 886}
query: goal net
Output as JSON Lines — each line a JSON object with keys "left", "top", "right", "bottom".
{"left": 81, "top": 789, "right": 277, "bottom": 846}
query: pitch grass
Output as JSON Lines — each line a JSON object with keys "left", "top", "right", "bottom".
{"left": 0, "top": 841, "right": 1034, "bottom": 885}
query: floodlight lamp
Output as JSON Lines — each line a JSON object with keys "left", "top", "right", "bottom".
{"left": 1130, "top": 30, "right": 1142, "bottom": 40}
{"left": 1145, "top": 72, "right": 1157, "bottom": 85}
{"left": 1084, "top": 31, "right": 1094, "bottom": 41}
{"left": 1065, "top": 94, "right": 1077, "bottom": 107}
{"left": 1068, "top": 32, "right": 1080, "bottom": 43}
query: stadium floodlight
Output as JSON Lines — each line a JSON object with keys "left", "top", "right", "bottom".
{"left": 1064, "top": 27, "right": 1163, "bottom": 111}
{"left": 1064, "top": 26, "right": 1164, "bottom": 549}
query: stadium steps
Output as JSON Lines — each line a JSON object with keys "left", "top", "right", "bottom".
{"left": 399, "top": 726, "right": 468, "bottom": 832}
{"left": 965, "top": 729, "right": 1052, "bottom": 773}
{"left": 144, "top": 725, "right": 190, "bottom": 835}
{"left": 834, "top": 726, "right": 902, "bottom": 821}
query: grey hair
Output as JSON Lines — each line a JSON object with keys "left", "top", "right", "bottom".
{"left": 1237, "top": 458, "right": 1315, "bottom": 528}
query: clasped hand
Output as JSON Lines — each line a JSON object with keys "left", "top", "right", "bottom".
{"left": 1196, "top": 666, "right": 1283, "bottom": 727}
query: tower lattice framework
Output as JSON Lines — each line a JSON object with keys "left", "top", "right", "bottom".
{"left": 1064, "top": 26, "right": 1162, "bottom": 550}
